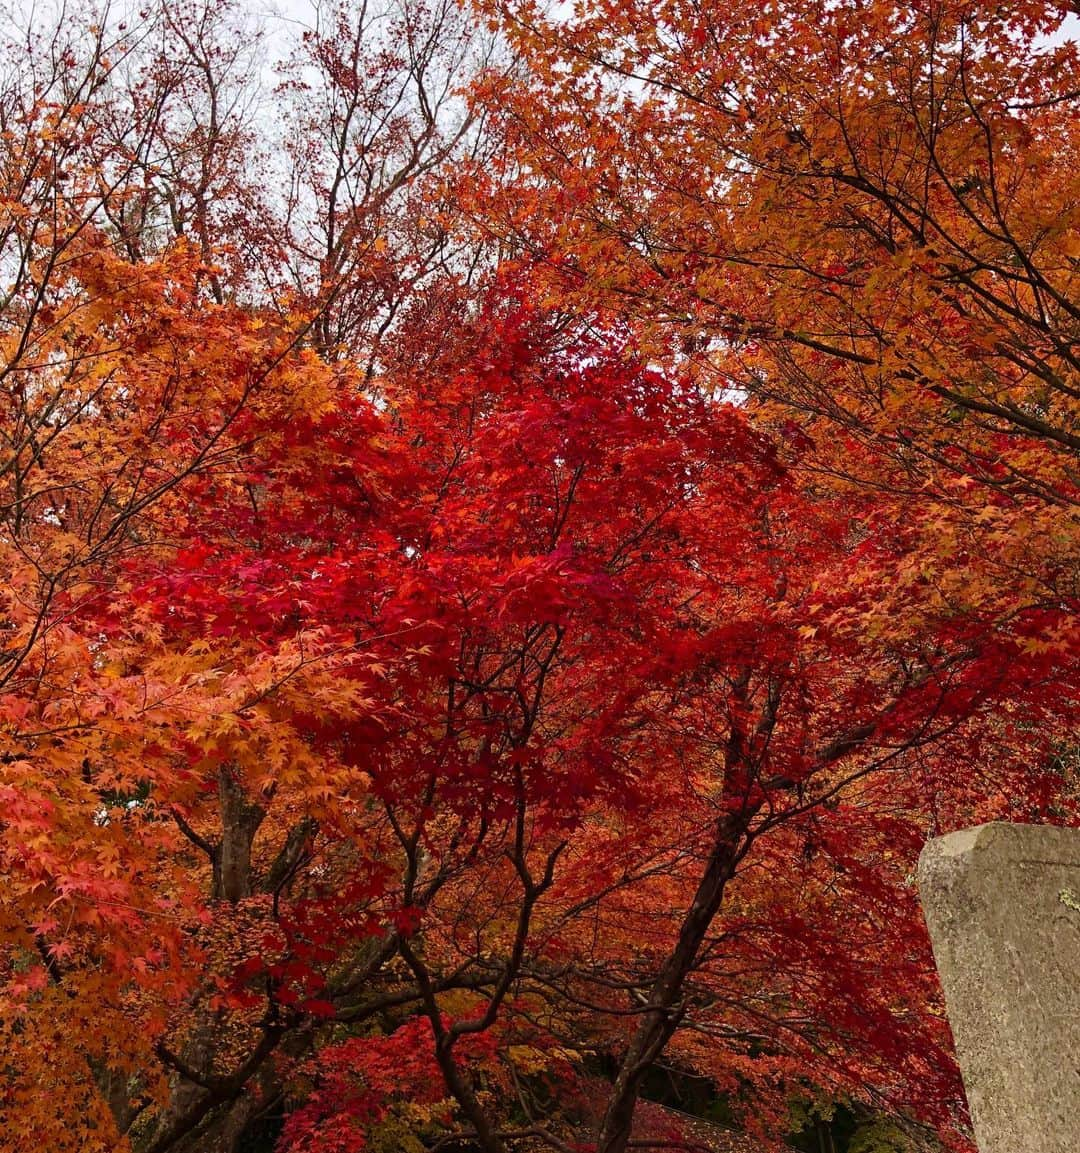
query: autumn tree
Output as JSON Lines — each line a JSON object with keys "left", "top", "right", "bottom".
{"left": 0, "top": 2, "right": 501, "bottom": 1147}
{"left": 264, "top": 279, "right": 1077, "bottom": 1153}
{"left": 448, "top": 0, "right": 1080, "bottom": 1145}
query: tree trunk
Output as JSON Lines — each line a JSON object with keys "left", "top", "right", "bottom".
{"left": 596, "top": 815, "right": 749, "bottom": 1153}
{"left": 213, "top": 768, "right": 267, "bottom": 903}
{"left": 127, "top": 769, "right": 275, "bottom": 1150}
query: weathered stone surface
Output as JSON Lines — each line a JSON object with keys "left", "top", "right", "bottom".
{"left": 918, "top": 822, "right": 1080, "bottom": 1153}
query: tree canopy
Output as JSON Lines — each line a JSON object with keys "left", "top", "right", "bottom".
{"left": 0, "top": 2, "right": 1076, "bottom": 1153}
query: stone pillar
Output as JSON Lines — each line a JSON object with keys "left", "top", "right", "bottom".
{"left": 918, "top": 822, "right": 1080, "bottom": 1153}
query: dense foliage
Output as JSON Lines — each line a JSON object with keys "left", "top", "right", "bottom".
{"left": 0, "top": 2, "right": 1076, "bottom": 1152}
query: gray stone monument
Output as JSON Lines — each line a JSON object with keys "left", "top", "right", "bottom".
{"left": 918, "top": 822, "right": 1080, "bottom": 1153}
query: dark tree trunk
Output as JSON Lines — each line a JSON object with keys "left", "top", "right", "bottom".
{"left": 212, "top": 768, "right": 267, "bottom": 903}
{"left": 596, "top": 815, "right": 749, "bottom": 1153}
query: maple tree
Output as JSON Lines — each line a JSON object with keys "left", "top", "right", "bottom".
{"left": 455, "top": 0, "right": 1080, "bottom": 1140}
{"left": 0, "top": 2, "right": 1077, "bottom": 1153}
